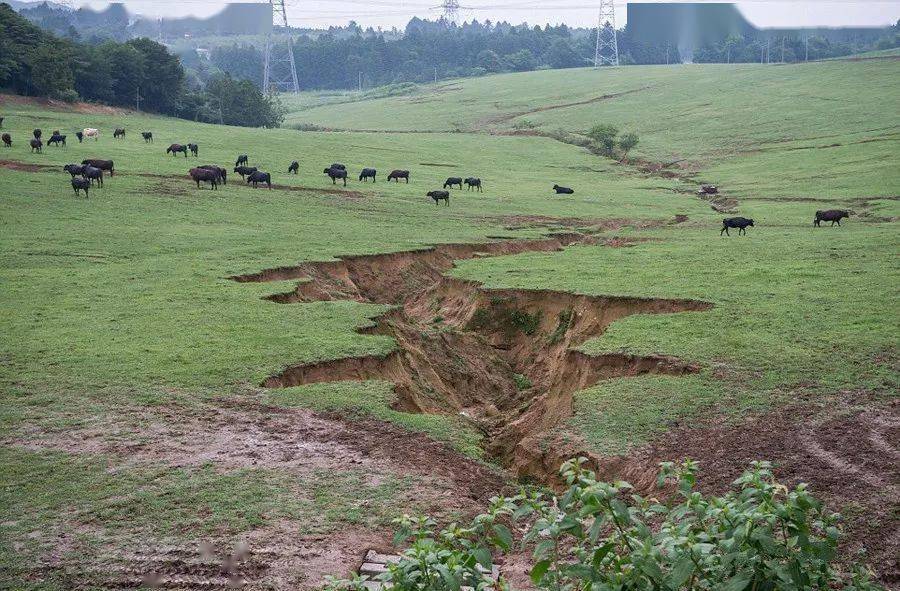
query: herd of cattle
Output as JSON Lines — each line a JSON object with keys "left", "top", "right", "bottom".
{"left": 1, "top": 121, "right": 853, "bottom": 229}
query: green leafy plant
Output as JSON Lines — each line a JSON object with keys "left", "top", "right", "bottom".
{"left": 513, "top": 373, "right": 533, "bottom": 390}
{"left": 587, "top": 124, "right": 620, "bottom": 154}
{"left": 618, "top": 132, "right": 640, "bottom": 162}
{"left": 323, "top": 460, "right": 884, "bottom": 591}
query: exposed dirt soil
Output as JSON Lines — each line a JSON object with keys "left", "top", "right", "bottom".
{"left": 3, "top": 397, "right": 505, "bottom": 589}
{"left": 0, "top": 159, "right": 56, "bottom": 172}
{"left": 1, "top": 93, "right": 133, "bottom": 116}
{"left": 472, "top": 86, "right": 653, "bottom": 129}
{"left": 233, "top": 234, "right": 711, "bottom": 480}
{"left": 589, "top": 392, "right": 900, "bottom": 587}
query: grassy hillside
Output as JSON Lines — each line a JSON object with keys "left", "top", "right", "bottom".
{"left": 287, "top": 61, "right": 900, "bottom": 198}
{"left": 1, "top": 57, "right": 898, "bottom": 589}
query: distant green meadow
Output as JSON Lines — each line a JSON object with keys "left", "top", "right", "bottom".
{"left": 1, "top": 57, "right": 898, "bottom": 586}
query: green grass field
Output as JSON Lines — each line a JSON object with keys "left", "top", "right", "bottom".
{"left": 1, "top": 58, "right": 898, "bottom": 588}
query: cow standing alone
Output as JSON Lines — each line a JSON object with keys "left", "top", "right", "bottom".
{"left": 721, "top": 217, "right": 754, "bottom": 236}
{"left": 814, "top": 210, "right": 849, "bottom": 227}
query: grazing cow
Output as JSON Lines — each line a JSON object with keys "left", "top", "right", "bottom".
{"left": 721, "top": 217, "right": 754, "bottom": 236}
{"left": 190, "top": 167, "right": 219, "bottom": 190}
{"left": 83, "top": 128, "right": 100, "bottom": 141}
{"left": 75, "top": 131, "right": 83, "bottom": 143}
{"left": 464, "top": 177, "right": 482, "bottom": 192}
{"left": 187, "top": 143, "right": 199, "bottom": 157}
{"left": 82, "top": 159, "right": 114, "bottom": 176}
{"left": 288, "top": 161, "right": 299, "bottom": 175}
{"left": 64, "top": 164, "right": 85, "bottom": 178}
{"left": 427, "top": 190, "right": 450, "bottom": 206}
{"left": 33, "top": 129, "right": 42, "bottom": 140}
{"left": 553, "top": 184, "right": 574, "bottom": 194}
{"left": 330, "top": 163, "right": 346, "bottom": 171}
{"left": 814, "top": 209, "right": 849, "bottom": 227}
{"left": 167, "top": 144, "right": 188, "bottom": 157}
{"left": 235, "top": 154, "right": 249, "bottom": 167}
{"left": 198, "top": 165, "right": 227, "bottom": 185}
{"left": 233, "top": 165, "right": 257, "bottom": 180}
{"left": 247, "top": 171, "right": 272, "bottom": 189}
{"left": 30, "top": 139, "right": 42, "bottom": 153}
{"left": 443, "top": 177, "right": 463, "bottom": 190}
{"left": 387, "top": 169, "right": 409, "bottom": 183}
{"left": 2, "top": 133, "right": 10, "bottom": 148}
{"left": 113, "top": 128, "right": 125, "bottom": 139}
{"left": 142, "top": 132, "right": 153, "bottom": 143}
{"left": 71, "top": 177, "right": 91, "bottom": 198}
{"left": 82, "top": 165, "right": 103, "bottom": 187}
{"left": 47, "top": 133, "right": 66, "bottom": 147}
{"left": 324, "top": 167, "right": 348, "bottom": 186}
{"left": 359, "top": 168, "right": 376, "bottom": 182}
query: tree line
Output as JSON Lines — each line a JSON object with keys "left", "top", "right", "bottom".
{"left": 0, "top": 2, "right": 284, "bottom": 127}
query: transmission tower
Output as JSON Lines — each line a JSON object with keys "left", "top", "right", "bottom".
{"left": 593, "top": 0, "right": 619, "bottom": 67}
{"left": 263, "top": 0, "right": 300, "bottom": 94}
{"left": 440, "top": 0, "right": 461, "bottom": 25}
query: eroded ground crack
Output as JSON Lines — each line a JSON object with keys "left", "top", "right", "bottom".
{"left": 232, "top": 233, "right": 712, "bottom": 479}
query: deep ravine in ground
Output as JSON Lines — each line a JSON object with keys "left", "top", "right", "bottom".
{"left": 232, "top": 232, "right": 713, "bottom": 481}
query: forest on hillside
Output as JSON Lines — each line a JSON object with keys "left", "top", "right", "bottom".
{"left": 15, "top": 2, "right": 899, "bottom": 93}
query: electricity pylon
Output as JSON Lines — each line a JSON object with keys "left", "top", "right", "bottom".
{"left": 593, "top": 0, "right": 619, "bottom": 67}
{"left": 263, "top": 0, "right": 300, "bottom": 94}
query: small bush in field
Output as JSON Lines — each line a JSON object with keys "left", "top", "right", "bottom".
{"left": 322, "top": 460, "right": 883, "bottom": 591}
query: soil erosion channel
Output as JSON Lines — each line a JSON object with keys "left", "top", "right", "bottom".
{"left": 232, "top": 233, "right": 712, "bottom": 479}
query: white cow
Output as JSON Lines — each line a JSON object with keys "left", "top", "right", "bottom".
{"left": 83, "top": 128, "right": 100, "bottom": 141}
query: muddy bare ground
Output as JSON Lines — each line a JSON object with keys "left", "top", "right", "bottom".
{"left": 3, "top": 397, "right": 506, "bottom": 589}
{"left": 585, "top": 391, "right": 900, "bottom": 587}
{"left": 233, "top": 233, "right": 712, "bottom": 480}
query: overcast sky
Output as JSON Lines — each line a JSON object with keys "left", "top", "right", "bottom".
{"left": 67, "top": 1, "right": 900, "bottom": 29}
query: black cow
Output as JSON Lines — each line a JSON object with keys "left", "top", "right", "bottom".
{"left": 324, "top": 167, "right": 348, "bottom": 186}
{"left": 814, "top": 210, "right": 849, "bottom": 227}
{"left": 444, "top": 177, "right": 463, "bottom": 190}
{"left": 64, "top": 164, "right": 85, "bottom": 178}
{"left": 33, "top": 129, "right": 42, "bottom": 140}
{"left": 30, "top": 139, "right": 42, "bottom": 153}
{"left": 464, "top": 177, "right": 482, "bottom": 192}
{"left": 188, "top": 143, "right": 199, "bottom": 157}
{"left": 82, "top": 165, "right": 103, "bottom": 187}
{"left": 167, "top": 144, "right": 188, "bottom": 157}
{"left": 359, "top": 168, "right": 376, "bottom": 182}
{"left": 142, "top": 132, "right": 153, "bottom": 143}
{"left": 114, "top": 128, "right": 125, "bottom": 139}
{"left": 387, "top": 170, "right": 409, "bottom": 183}
{"left": 198, "top": 165, "right": 227, "bottom": 185}
{"left": 190, "top": 167, "right": 219, "bottom": 190}
{"left": 234, "top": 165, "right": 258, "bottom": 180}
{"left": 235, "top": 154, "right": 249, "bottom": 167}
{"left": 427, "top": 190, "right": 450, "bottom": 206}
{"left": 721, "top": 217, "right": 754, "bottom": 236}
{"left": 71, "top": 177, "right": 91, "bottom": 198}
{"left": 288, "top": 161, "right": 299, "bottom": 175}
{"left": 47, "top": 133, "right": 66, "bottom": 147}
{"left": 247, "top": 171, "right": 272, "bottom": 189}
{"left": 2, "top": 133, "right": 10, "bottom": 148}
{"left": 330, "top": 163, "right": 346, "bottom": 171}
{"left": 0, "top": 116, "right": 3, "bottom": 128}
{"left": 82, "top": 159, "right": 114, "bottom": 176}
{"left": 553, "top": 184, "right": 574, "bottom": 194}
{"left": 75, "top": 131, "right": 83, "bottom": 143}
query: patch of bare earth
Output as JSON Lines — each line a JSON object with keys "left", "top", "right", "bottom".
{"left": 3, "top": 397, "right": 505, "bottom": 589}
{"left": 1, "top": 93, "right": 134, "bottom": 115}
{"left": 587, "top": 392, "right": 900, "bottom": 587}
{"left": 233, "top": 233, "right": 712, "bottom": 483}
